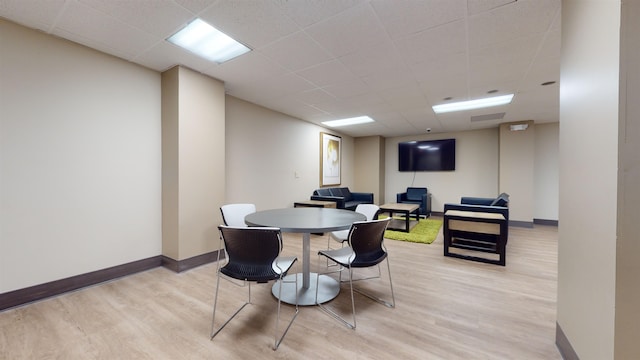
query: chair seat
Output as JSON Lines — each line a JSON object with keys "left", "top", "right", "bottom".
{"left": 221, "top": 255, "right": 296, "bottom": 283}
{"left": 320, "top": 241, "right": 388, "bottom": 268}
{"left": 330, "top": 229, "right": 349, "bottom": 243}
{"left": 319, "top": 246, "right": 354, "bottom": 267}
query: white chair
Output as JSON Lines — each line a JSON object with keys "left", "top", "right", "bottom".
{"left": 220, "top": 203, "right": 256, "bottom": 227}
{"left": 328, "top": 204, "right": 380, "bottom": 247}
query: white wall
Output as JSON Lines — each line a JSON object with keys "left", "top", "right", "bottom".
{"left": 224, "top": 96, "right": 354, "bottom": 210}
{"left": 0, "top": 20, "right": 162, "bottom": 292}
{"left": 616, "top": 1, "right": 640, "bottom": 357}
{"left": 385, "top": 129, "right": 500, "bottom": 212}
{"left": 535, "top": 123, "right": 559, "bottom": 221}
{"left": 558, "top": 1, "right": 620, "bottom": 359}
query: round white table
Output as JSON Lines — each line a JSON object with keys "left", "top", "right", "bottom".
{"left": 245, "top": 207, "right": 366, "bottom": 305}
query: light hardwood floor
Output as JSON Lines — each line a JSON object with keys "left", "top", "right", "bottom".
{"left": 0, "top": 217, "right": 561, "bottom": 359}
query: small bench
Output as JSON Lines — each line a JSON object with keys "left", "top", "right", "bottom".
{"left": 443, "top": 210, "right": 507, "bottom": 266}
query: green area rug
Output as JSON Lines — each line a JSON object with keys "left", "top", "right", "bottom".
{"left": 383, "top": 217, "right": 443, "bottom": 244}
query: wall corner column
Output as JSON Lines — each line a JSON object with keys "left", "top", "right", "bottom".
{"left": 161, "top": 66, "right": 225, "bottom": 267}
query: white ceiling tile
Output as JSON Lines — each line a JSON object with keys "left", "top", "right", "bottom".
{"left": 78, "top": 0, "right": 193, "bottom": 37}
{"left": 205, "top": 51, "right": 288, "bottom": 85}
{"left": 53, "top": 2, "right": 158, "bottom": 60}
{"left": 468, "top": 0, "right": 559, "bottom": 50}
{"left": 467, "top": 0, "right": 517, "bottom": 15}
{"left": 371, "top": 0, "right": 466, "bottom": 39}
{"left": 172, "top": 0, "right": 218, "bottom": 14}
{"left": 469, "top": 35, "right": 540, "bottom": 72}
{"left": 199, "top": 1, "right": 300, "bottom": 49}
{"left": 378, "top": 84, "right": 428, "bottom": 110}
{"left": 275, "top": 0, "right": 364, "bottom": 27}
{"left": 259, "top": 31, "right": 333, "bottom": 72}
{"left": 227, "top": 72, "right": 314, "bottom": 100}
{"left": 290, "top": 88, "right": 336, "bottom": 106}
{"left": 420, "top": 73, "right": 469, "bottom": 103}
{"left": 394, "top": 20, "right": 467, "bottom": 65}
{"left": 322, "top": 78, "right": 370, "bottom": 99}
{"left": 409, "top": 52, "right": 468, "bottom": 84}
{"left": 360, "top": 68, "right": 414, "bottom": 92}
{"left": 296, "top": 60, "right": 356, "bottom": 87}
{"left": 304, "top": 3, "right": 388, "bottom": 58}
{"left": 0, "top": 0, "right": 66, "bottom": 32}
{"left": 338, "top": 42, "right": 403, "bottom": 78}
{"left": 134, "top": 41, "right": 216, "bottom": 73}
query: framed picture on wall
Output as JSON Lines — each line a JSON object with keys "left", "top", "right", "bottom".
{"left": 320, "top": 132, "right": 341, "bottom": 186}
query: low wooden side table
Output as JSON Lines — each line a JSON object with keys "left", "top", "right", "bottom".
{"left": 443, "top": 210, "right": 507, "bottom": 266}
{"left": 293, "top": 200, "right": 337, "bottom": 209}
{"left": 378, "top": 203, "right": 420, "bottom": 232}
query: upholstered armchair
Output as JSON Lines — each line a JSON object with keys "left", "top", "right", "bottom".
{"left": 396, "top": 187, "right": 431, "bottom": 217}
{"left": 443, "top": 193, "right": 510, "bottom": 265}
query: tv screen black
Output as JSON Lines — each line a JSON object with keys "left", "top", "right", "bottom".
{"left": 398, "top": 138, "right": 456, "bottom": 171}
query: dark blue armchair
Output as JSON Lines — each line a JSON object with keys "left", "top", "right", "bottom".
{"left": 396, "top": 187, "right": 431, "bottom": 217}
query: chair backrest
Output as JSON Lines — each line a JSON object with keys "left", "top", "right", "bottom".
{"left": 354, "top": 203, "right": 380, "bottom": 221}
{"left": 218, "top": 225, "right": 283, "bottom": 282}
{"left": 220, "top": 203, "right": 256, "bottom": 227}
{"left": 406, "top": 187, "right": 427, "bottom": 201}
{"left": 347, "top": 218, "right": 391, "bottom": 267}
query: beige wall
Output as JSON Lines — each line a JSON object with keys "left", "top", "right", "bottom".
{"left": 224, "top": 96, "right": 355, "bottom": 209}
{"left": 385, "top": 129, "right": 500, "bottom": 212}
{"left": 0, "top": 19, "right": 162, "bottom": 292}
{"left": 558, "top": 1, "right": 620, "bottom": 359}
{"left": 385, "top": 125, "right": 559, "bottom": 221}
{"left": 616, "top": 1, "right": 640, "bottom": 358}
{"left": 499, "top": 121, "right": 535, "bottom": 224}
{"left": 535, "top": 123, "right": 559, "bottom": 221}
{"left": 354, "top": 136, "right": 385, "bottom": 204}
{"left": 162, "top": 66, "right": 225, "bottom": 261}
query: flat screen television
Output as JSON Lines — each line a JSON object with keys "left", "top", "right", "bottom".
{"left": 398, "top": 138, "right": 456, "bottom": 171}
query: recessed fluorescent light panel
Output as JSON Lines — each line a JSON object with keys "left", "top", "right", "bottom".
{"left": 167, "top": 18, "right": 250, "bottom": 64}
{"left": 509, "top": 123, "right": 529, "bottom": 131}
{"left": 321, "top": 116, "right": 375, "bottom": 127}
{"left": 432, "top": 94, "right": 514, "bottom": 114}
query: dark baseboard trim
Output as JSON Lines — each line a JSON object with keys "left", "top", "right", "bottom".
{"left": 556, "top": 322, "right": 579, "bottom": 360}
{"left": 161, "top": 250, "right": 223, "bottom": 273}
{"left": 509, "top": 220, "right": 534, "bottom": 228}
{"left": 0, "top": 256, "right": 162, "bottom": 312}
{"left": 534, "top": 218, "right": 559, "bottom": 226}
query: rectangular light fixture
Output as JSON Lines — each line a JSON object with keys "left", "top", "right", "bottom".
{"left": 432, "top": 94, "right": 514, "bottom": 114}
{"left": 509, "top": 123, "right": 529, "bottom": 131}
{"left": 321, "top": 116, "right": 375, "bottom": 127}
{"left": 167, "top": 18, "right": 251, "bottom": 64}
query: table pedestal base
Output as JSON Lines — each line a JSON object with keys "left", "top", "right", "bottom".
{"left": 271, "top": 273, "right": 340, "bottom": 305}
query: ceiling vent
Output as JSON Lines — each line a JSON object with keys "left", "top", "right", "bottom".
{"left": 470, "top": 112, "right": 506, "bottom": 122}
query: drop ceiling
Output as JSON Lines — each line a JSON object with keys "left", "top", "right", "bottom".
{"left": 0, "top": 0, "right": 561, "bottom": 138}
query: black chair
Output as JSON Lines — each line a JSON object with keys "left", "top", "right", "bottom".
{"left": 315, "top": 218, "right": 394, "bottom": 329}
{"left": 211, "top": 226, "right": 299, "bottom": 350}
{"left": 396, "top": 187, "right": 431, "bottom": 217}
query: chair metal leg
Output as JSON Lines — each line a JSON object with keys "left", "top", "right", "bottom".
{"left": 211, "top": 274, "right": 251, "bottom": 339}
{"left": 352, "top": 257, "right": 395, "bottom": 308}
{"left": 273, "top": 273, "right": 299, "bottom": 350}
{"left": 212, "top": 272, "right": 299, "bottom": 350}
{"left": 315, "top": 254, "right": 356, "bottom": 329}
